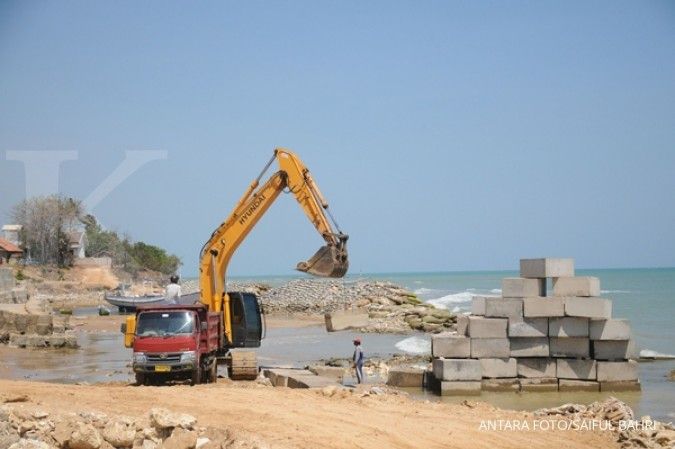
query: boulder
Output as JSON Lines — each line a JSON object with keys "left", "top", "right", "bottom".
{"left": 161, "top": 428, "right": 197, "bottom": 449}
{"left": 102, "top": 421, "right": 135, "bottom": 448}
{"left": 8, "top": 440, "right": 52, "bottom": 449}
{"left": 149, "top": 409, "right": 196, "bottom": 431}
{"left": 70, "top": 423, "right": 103, "bottom": 449}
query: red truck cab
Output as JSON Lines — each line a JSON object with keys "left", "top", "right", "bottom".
{"left": 124, "top": 304, "right": 221, "bottom": 385}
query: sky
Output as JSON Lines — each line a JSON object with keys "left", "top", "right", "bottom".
{"left": 1, "top": 1, "right": 674, "bottom": 277}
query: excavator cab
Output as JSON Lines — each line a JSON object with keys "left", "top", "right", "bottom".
{"left": 229, "top": 292, "right": 263, "bottom": 348}
{"left": 296, "top": 234, "right": 349, "bottom": 278}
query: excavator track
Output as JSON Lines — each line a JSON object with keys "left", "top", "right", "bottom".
{"left": 229, "top": 351, "right": 258, "bottom": 380}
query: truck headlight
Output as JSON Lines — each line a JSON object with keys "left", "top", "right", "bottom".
{"left": 133, "top": 352, "right": 147, "bottom": 364}
{"left": 180, "top": 351, "right": 196, "bottom": 363}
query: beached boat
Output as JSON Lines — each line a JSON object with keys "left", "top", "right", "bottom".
{"left": 104, "top": 292, "right": 165, "bottom": 313}
{"left": 104, "top": 291, "right": 200, "bottom": 313}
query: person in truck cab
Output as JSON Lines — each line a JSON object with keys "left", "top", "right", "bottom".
{"left": 165, "top": 275, "right": 182, "bottom": 304}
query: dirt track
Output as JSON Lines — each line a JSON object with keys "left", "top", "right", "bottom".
{"left": 0, "top": 379, "right": 618, "bottom": 449}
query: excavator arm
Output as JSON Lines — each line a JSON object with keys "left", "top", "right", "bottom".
{"left": 198, "top": 148, "right": 348, "bottom": 345}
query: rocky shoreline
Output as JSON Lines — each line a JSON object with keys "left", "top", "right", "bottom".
{"left": 183, "top": 278, "right": 457, "bottom": 334}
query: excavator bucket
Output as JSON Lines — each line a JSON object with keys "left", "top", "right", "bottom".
{"left": 296, "top": 243, "right": 349, "bottom": 278}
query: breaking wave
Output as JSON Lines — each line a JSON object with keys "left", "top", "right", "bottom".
{"left": 425, "top": 290, "right": 499, "bottom": 310}
{"left": 639, "top": 349, "right": 675, "bottom": 360}
{"left": 395, "top": 336, "right": 431, "bottom": 355}
{"left": 601, "top": 290, "right": 631, "bottom": 294}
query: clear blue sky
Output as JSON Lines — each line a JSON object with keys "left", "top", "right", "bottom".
{"left": 1, "top": 1, "right": 674, "bottom": 276}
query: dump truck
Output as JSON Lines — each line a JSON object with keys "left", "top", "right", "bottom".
{"left": 122, "top": 148, "right": 348, "bottom": 384}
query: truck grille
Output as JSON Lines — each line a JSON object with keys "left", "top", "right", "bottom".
{"left": 147, "top": 353, "right": 181, "bottom": 363}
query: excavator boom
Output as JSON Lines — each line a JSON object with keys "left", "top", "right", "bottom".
{"left": 199, "top": 148, "right": 348, "bottom": 345}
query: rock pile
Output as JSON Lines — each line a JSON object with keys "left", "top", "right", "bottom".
{"left": 0, "top": 404, "right": 277, "bottom": 449}
{"left": 535, "top": 397, "right": 675, "bottom": 449}
{"left": 430, "top": 258, "right": 641, "bottom": 395}
{"left": 185, "top": 278, "right": 455, "bottom": 333}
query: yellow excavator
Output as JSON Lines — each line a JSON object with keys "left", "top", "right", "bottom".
{"left": 123, "top": 148, "right": 348, "bottom": 383}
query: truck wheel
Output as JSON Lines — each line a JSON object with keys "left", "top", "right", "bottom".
{"left": 135, "top": 373, "right": 146, "bottom": 386}
{"left": 190, "top": 366, "right": 201, "bottom": 386}
{"left": 208, "top": 361, "right": 217, "bottom": 383}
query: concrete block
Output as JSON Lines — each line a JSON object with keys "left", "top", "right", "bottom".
{"left": 523, "top": 297, "right": 565, "bottom": 318}
{"left": 11, "top": 288, "right": 28, "bottom": 304}
{"left": 564, "top": 297, "right": 612, "bottom": 319}
{"left": 481, "top": 378, "right": 520, "bottom": 392}
{"left": 324, "top": 310, "right": 369, "bottom": 332}
{"left": 597, "top": 361, "right": 639, "bottom": 382}
{"left": 471, "top": 296, "right": 486, "bottom": 315}
{"left": 549, "top": 337, "right": 590, "bottom": 358}
{"left": 593, "top": 340, "right": 638, "bottom": 361}
{"left": 308, "top": 365, "right": 345, "bottom": 382}
{"left": 510, "top": 338, "right": 549, "bottom": 357}
{"left": 456, "top": 315, "right": 469, "bottom": 336}
{"left": 471, "top": 338, "right": 510, "bottom": 358}
{"left": 287, "top": 375, "right": 337, "bottom": 389}
{"left": 589, "top": 319, "right": 631, "bottom": 340}
{"left": 556, "top": 359, "right": 597, "bottom": 380}
{"left": 479, "top": 358, "right": 517, "bottom": 378}
{"left": 549, "top": 317, "right": 589, "bottom": 337}
{"left": 517, "top": 358, "right": 556, "bottom": 378}
{"left": 553, "top": 277, "right": 600, "bottom": 297}
{"left": 9, "top": 333, "right": 27, "bottom": 347}
{"left": 439, "top": 381, "right": 482, "bottom": 396}
{"left": 600, "top": 381, "right": 641, "bottom": 392}
{"left": 519, "top": 378, "right": 558, "bottom": 392}
{"left": 263, "top": 369, "right": 314, "bottom": 387}
{"left": 432, "top": 358, "right": 482, "bottom": 381}
{"left": 509, "top": 318, "right": 548, "bottom": 338}
{"left": 502, "top": 278, "right": 545, "bottom": 298}
{"left": 485, "top": 297, "right": 523, "bottom": 322}
{"left": 559, "top": 379, "right": 600, "bottom": 392}
{"left": 520, "top": 258, "right": 575, "bottom": 278}
{"left": 386, "top": 368, "right": 425, "bottom": 387}
{"left": 432, "top": 334, "right": 470, "bottom": 358}
{"left": 467, "top": 316, "right": 507, "bottom": 338}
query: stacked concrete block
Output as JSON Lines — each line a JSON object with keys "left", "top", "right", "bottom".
{"left": 0, "top": 268, "right": 16, "bottom": 303}
{"left": 427, "top": 257, "right": 640, "bottom": 396}
{"left": 431, "top": 358, "right": 482, "bottom": 396}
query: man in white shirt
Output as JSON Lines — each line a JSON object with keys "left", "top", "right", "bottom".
{"left": 165, "top": 275, "right": 182, "bottom": 304}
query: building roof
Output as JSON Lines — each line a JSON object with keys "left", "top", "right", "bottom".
{"left": 2, "top": 224, "right": 22, "bottom": 231}
{"left": 0, "top": 237, "right": 22, "bottom": 253}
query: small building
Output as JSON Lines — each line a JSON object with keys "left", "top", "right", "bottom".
{"left": 0, "top": 237, "right": 23, "bottom": 265}
{"left": 2, "top": 224, "right": 22, "bottom": 247}
{"left": 67, "top": 231, "right": 88, "bottom": 259}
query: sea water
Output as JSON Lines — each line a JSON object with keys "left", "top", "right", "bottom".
{"left": 236, "top": 267, "right": 675, "bottom": 421}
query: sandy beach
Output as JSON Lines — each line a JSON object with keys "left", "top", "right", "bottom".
{"left": 0, "top": 379, "right": 620, "bottom": 449}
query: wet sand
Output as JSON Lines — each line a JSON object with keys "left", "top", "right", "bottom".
{"left": 2, "top": 313, "right": 673, "bottom": 422}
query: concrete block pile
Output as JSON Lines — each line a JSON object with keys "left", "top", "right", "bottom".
{"left": 429, "top": 258, "right": 640, "bottom": 396}
{"left": 0, "top": 267, "right": 28, "bottom": 304}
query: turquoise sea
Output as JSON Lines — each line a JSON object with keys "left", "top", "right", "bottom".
{"left": 233, "top": 267, "right": 675, "bottom": 421}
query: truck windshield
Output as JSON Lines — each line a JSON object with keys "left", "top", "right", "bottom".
{"left": 136, "top": 311, "right": 195, "bottom": 337}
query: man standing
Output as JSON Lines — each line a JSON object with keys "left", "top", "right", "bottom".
{"left": 352, "top": 337, "right": 365, "bottom": 384}
{"left": 165, "top": 275, "right": 182, "bottom": 304}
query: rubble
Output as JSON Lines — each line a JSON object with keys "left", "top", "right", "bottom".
{"left": 535, "top": 397, "right": 675, "bottom": 449}
{"left": 0, "top": 405, "right": 280, "bottom": 449}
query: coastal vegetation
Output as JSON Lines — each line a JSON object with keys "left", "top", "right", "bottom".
{"left": 10, "top": 195, "right": 181, "bottom": 275}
